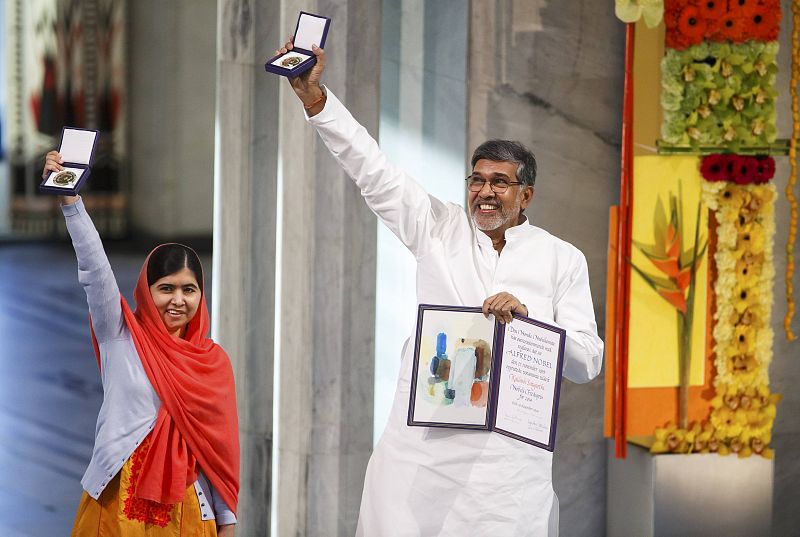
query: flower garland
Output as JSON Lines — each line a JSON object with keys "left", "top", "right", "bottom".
{"left": 661, "top": 41, "right": 778, "bottom": 150}
{"left": 652, "top": 179, "right": 780, "bottom": 457}
{"left": 616, "top": 0, "right": 665, "bottom": 28}
{"left": 700, "top": 153, "right": 776, "bottom": 184}
{"left": 785, "top": 0, "right": 799, "bottom": 340}
{"left": 665, "top": 0, "right": 781, "bottom": 50}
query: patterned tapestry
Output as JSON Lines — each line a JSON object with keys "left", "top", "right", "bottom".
{"left": 5, "top": 0, "right": 126, "bottom": 237}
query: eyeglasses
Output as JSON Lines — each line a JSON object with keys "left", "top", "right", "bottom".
{"left": 465, "top": 176, "right": 523, "bottom": 193}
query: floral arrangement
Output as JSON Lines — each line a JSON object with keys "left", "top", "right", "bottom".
{"left": 652, "top": 180, "right": 780, "bottom": 457}
{"left": 616, "top": 0, "right": 665, "bottom": 28}
{"left": 665, "top": 0, "right": 781, "bottom": 50}
{"left": 661, "top": 41, "right": 778, "bottom": 150}
{"left": 700, "top": 154, "right": 776, "bottom": 184}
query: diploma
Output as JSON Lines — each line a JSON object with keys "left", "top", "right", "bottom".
{"left": 407, "top": 304, "right": 566, "bottom": 451}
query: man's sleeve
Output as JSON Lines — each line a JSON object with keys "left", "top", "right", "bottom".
{"left": 553, "top": 249, "right": 604, "bottom": 384}
{"left": 307, "top": 88, "right": 451, "bottom": 258}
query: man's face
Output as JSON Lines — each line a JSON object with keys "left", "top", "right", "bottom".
{"left": 468, "top": 159, "right": 534, "bottom": 233}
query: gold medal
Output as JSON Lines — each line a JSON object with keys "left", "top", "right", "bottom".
{"left": 281, "top": 56, "right": 302, "bottom": 68}
{"left": 53, "top": 171, "right": 77, "bottom": 186}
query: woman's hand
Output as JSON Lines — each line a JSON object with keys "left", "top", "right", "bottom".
{"left": 43, "top": 150, "right": 79, "bottom": 205}
{"left": 274, "top": 36, "right": 327, "bottom": 116}
{"left": 217, "top": 524, "right": 235, "bottom": 537}
{"left": 482, "top": 292, "right": 528, "bottom": 324}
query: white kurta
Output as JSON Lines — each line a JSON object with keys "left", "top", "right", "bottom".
{"left": 308, "top": 90, "right": 604, "bottom": 537}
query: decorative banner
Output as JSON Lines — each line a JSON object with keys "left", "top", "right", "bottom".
{"left": 606, "top": 2, "right": 790, "bottom": 459}
{"left": 628, "top": 155, "right": 708, "bottom": 391}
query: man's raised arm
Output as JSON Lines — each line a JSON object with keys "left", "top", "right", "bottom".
{"left": 276, "top": 39, "right": 454, "bottom": 259}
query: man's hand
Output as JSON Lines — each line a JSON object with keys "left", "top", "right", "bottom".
{"left": 43, "top": 150, "right": 79, "bottom": 205}
{"left": 482, "top": 292, "right": 528, "bottom": 324}
{"left": 274, "top": 36, "right": 326, "bottom": 116}
{"left": 217, "top": 524, "right": 235, "bottom": 537}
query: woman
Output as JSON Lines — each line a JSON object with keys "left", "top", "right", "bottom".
{"left": 44, "top": 151, "right": 239, "bottom": 536}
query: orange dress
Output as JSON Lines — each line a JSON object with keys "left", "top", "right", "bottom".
{"left": 71, "top": 436, "right": 218, "bottom": 537}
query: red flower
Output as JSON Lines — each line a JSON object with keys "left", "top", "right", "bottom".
{"left": 678, "top": 6, "right": 707, "bottom": 40}
{"left": 728, "top": 0, "right": 758, "bottom": 17}
{"left": 732, "top": 155, "right": 757, "bottom": 184}
{"left": 699, "top": 0, "right": 726, "bottom": 18}
{"left": 753, "top": 156, "right": 776, "bottom": 184}
{"left": 748, "top": 6, "right": 781, "bottom": 41}
{"left": 701, "top": 154, "right": 730, "bottom": 182}
{"left": 718, "top": 12, "right": 748, "bottom": 41}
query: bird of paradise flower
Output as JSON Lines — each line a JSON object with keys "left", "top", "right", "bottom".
{"left": 631, "top": 186, "right": 707, "bottom": 429}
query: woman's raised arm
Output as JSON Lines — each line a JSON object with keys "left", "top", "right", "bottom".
{"left": 45, "top": 151, "right": 125, "bottom": 343}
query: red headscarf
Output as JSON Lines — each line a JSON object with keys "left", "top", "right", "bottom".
{"left": 92, "top": 244, "right": 239, "bottom": 513}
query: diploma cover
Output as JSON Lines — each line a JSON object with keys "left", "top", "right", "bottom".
{"left": 407, "top": 304, "right": 566, "bottom": 451}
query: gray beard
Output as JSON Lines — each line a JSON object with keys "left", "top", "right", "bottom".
{"left": 471, "top": 210, "right": 514, "bottom": 231}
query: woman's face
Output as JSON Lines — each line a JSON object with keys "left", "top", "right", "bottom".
{"left": 149, "top": 267, "right": 201, "bottom": 337}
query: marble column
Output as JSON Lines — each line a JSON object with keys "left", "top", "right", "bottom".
{"left": 214, "top": 0, "right": 281, "bottom": 534}
{"left": 215, "top": 0, "right": 380, "bottom": 535}
{"left": 276, "top": 0, "right": 380, "bottom": 534}
{"left": 129, "top": 0, "right": 217, "bottom": 237}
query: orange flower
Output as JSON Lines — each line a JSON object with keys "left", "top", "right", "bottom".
{"left": 658, "top": 288, "right": 689, "bottom": 314}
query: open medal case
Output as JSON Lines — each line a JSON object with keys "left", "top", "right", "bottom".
{"left": 39, "top": 127, "right": 99, "bottom": 196}
{"left": 264, "top": 11, "right": 331, "bottom": 77}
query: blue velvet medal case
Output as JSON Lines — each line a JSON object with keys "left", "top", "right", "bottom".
{"left": 39, "top": 127, "right": 99, "bottom": 196}
{"left": 264, "top": 11, "right": 331, "bottom": 78}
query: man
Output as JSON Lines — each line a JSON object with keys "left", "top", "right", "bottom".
{"left": 277, "top": 40, "right": 603, "bottom": 537}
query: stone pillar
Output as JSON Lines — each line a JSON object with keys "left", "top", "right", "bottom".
{"left": 128, "top": 0, "right": 217, "bottom": 237}
{"left": 214, "top": 0, "right": 380, "bottom": 535}
{"left": 276, "top": 0, "right": 380, "bottom": 534}
{"left": 214, "top": 0, "right": 281, "bottom": 534}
